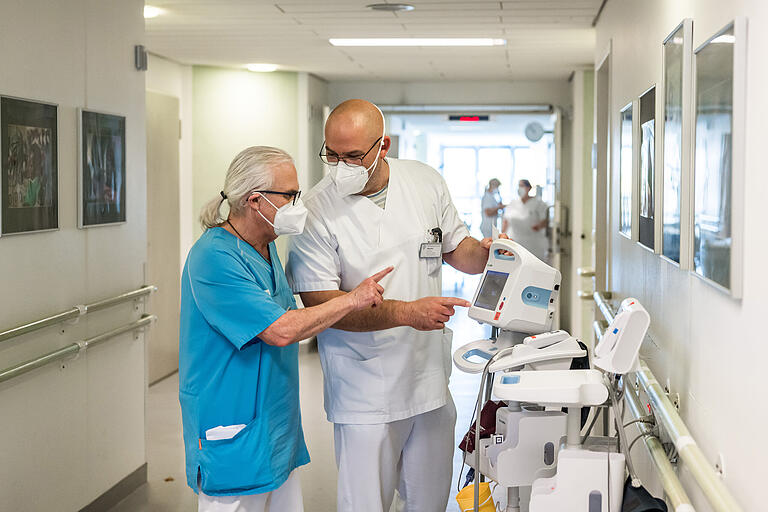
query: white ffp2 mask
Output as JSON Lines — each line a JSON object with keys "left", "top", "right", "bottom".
{"left": 257, "top": 195, "right": 308, "bottom": 236}
{"left": 330, "top": 142, "right": 383, "bottom": 197}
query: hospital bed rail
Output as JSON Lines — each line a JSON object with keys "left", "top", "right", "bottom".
{"left": 593, "top": 291, "right": 743, "bottom": 512}
{"left": 0, "top": 314, "right": 156, "bottom": 384}
{"left": 0, "top": 285, "right": 156, "bottom": 344}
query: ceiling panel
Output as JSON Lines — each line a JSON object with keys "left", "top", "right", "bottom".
{"left": 145, "top": 0, "right": 600, "bottom": 80}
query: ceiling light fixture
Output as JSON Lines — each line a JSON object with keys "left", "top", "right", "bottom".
{"left": 246, "top": 63, "right": 278, "bottom": 72}
{"left": 144, "top": 5, "right": 163, "bottom": 18}
{"left": 329, "top": 38, "right": 506, "bottom": 47}
{"left": 366, "top": 3, "right": 415, "bottom": 12}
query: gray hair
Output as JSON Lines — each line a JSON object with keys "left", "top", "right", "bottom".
{"left": 199, "top": 146, "right": 294, "bottom": 230}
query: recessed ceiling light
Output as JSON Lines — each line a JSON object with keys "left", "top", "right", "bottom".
{"left": 367, "top": 3, "right": 415, "bottom": 12}
{"left": 246, "top": 63, "right": 278, "bottom": 72}
{"left": 144, "top": 5, "right": 163, "bottom": 18}
{"left": 329, "top": 38, "right": 506, "bottom": 47}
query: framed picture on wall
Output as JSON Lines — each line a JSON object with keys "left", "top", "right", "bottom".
{"left": 638, "top": 86, "right": 656, "bottom": 250}
{"left": 661, "top": 20, "right": 693, "bottom": 265}
{"left": 78, "top": 109, "right": 126, "bottom": 227}
{"left": 619, "top": 103, "right": 633, "bottom": 237}
{"left": 0, "top": 96, "right": 58, "bottom": 236}
{"left": 692, "top": 19, "right": 747, "bottom": 298}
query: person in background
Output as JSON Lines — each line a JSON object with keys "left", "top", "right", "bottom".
{"left": 479, "top": 178, "right": 504, "bottom": 238}
{"left": 178, "top": 146, "right": 390, "bottom": 512}
{"left": 502, "top": 179, "right": 549, "bottom": 261}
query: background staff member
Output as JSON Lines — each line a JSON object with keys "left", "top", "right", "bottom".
{"left": 286, "top": 100, "right": 506, "bottom": 512}
{"left": 480, "top": 178, "right": 504, "bottom": 238}
{"left": 179, "top": 146, "right": 389, "bottom": 512}
{"left": 502, "top": 179, "right": 549, "bottom": 261}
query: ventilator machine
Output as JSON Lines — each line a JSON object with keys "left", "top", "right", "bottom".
{"left": 453, "top": 239, "right": 650, "bottom": 512}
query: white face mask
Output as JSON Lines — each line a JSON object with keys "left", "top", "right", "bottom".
{"left": 330, "top": 138, "right": 383, "bottom": 196}
{"left": 518, "top": 187, "right": 528, "bottom": 198}
{"left": 256, "top": 195, "right": 308, "bottom": 236}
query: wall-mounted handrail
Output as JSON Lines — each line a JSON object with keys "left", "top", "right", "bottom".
{"left": 0, "top": 285, "right": 156, "bottom": 344}
{"left": 624, "top": 376, "right": 695, "bottom": 511}
{"left": 0, "top": 314, "right": 156, "bottom": 385}
{"left": 593, "top": 291, "right": 744, "bottom": 512}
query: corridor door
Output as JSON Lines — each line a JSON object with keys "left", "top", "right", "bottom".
{"left": 146, "top": 91, "right": 181, "bottom": 384}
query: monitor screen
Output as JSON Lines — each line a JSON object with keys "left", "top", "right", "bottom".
{"left": 474, "top": 270, "right": 508, "bottom": 310}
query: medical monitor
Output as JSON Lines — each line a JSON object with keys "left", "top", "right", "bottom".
{"left": 469, "top": 239, "right": 561, "bottom": 334}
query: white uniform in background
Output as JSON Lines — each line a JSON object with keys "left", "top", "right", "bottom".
{"left": 503, "top": 196, "right": 549, "bottom": 261}
{"left": 286, "top": 158, "right": 469, "bottom": 512}
{"left": 479, "top": 189, "right": 501, "bottom": 239}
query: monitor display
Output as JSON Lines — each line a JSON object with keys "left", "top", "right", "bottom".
{"left": 474, "top": 270, "right": 508, "bottom": 310}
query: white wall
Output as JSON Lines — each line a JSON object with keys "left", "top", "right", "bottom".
{"left": 192, "top": 66, "right": 299, "bottom": 259}
{"left": 145, "top": 54, "right": 194, "bottom": 269}
{"left": 0, "top": 0, "right": 148, "bottom": 509}
{"left": 327, "top": 79, "right": 572, "bottom": 109}
{"left": 596, "top": 1, "right": 768, "bottom": 509}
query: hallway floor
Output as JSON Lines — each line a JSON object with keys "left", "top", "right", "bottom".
{"left": 110, "top": 268, "right": 485, "bottom": 512}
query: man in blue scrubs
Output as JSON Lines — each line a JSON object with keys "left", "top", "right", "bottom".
{"left": 179, "top": 146, "right": 390, "bottom": 511}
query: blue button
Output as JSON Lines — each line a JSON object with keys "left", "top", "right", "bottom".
{"left": 501, "top": 375, "right": 521, "bottom": 385}
{"left": 613, "top": 328, "right": 619, "bottom": 334}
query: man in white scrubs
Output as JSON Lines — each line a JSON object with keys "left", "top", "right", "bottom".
{"left": 480, "top": 178, "right": 504, "bottom": 238}
{"left": 286, "top": 100, "right": 504, "bottom": 512}
{"left": 502, "top": 179, "right": 549, "bottom": 261}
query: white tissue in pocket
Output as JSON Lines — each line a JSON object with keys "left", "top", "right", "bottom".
{"left": 205, "top": 424, "right": 246, "bottom": 441}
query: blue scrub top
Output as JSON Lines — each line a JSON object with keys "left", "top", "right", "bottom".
{"left": 179, "top": 227, "right": 310, "bottom": 496}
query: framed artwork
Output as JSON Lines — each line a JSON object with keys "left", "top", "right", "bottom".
{"left": 638, "top": 86, "right": 656, "bottom": 250}
{"left": 692, "top": 19, "right": 747, "bottom": 297}
{"left": 661, "top": 20, "right": 692, "bottom": 265}
{"left": 619, "top": 103, "right": 633, "bottom": 237}
{"left": 0, "top": 96, "right": 58, "bottom": 235}
{"left": 79, "top": 109, "right": 126, "bottom": 227}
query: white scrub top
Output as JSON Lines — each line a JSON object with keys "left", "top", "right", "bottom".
{"left": 479, "top": 190, "right": 501, "bottom": 239}
{"left": 286, "top": 158, "right": 470, "bottom": 424}
{"left": 503, "top": 196, "right": 549, "bottom": 260}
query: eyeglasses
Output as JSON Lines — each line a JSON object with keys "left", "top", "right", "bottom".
{"left": 253, "top": 190, "right": 302, "bottom": 205}
{"left": 319, "top": 137, "right": 382, "bottom": 167}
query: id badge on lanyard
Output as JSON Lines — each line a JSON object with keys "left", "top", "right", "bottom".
{"left": 419, "top": 227, "right": 442, "bottom": 258}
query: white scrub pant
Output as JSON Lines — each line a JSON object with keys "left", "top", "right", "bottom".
{"left": 334, "top": 399, "right": 457, "bottom": 512}
{"left": 198, "top": 471, "right": 303, "bottom": 512}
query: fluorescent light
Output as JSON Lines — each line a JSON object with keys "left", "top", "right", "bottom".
{"left": 144, "top": 5, "right": 163, "bottom": 18}
{"left": 246, "top": 63, "right": 278, "bottom": 72}
{"left": 329, "top": 38, "right": 506, "bottom": 47}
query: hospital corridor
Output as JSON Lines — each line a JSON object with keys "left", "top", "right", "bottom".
{"left": 1, "top": 1, "right": 766, "bottom": 512}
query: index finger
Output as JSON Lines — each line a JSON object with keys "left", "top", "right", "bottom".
{"left": 371, "top": 266, "right": 394, "bottom": 282}
{"left": 439, "top": 297, "right": 471, "bottom": 308}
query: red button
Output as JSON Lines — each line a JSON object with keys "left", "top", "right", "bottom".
{"left": 494, "top": 312, "right": 501, "bottom": 321}
{"left": 499, "top": 302, "right": 505, "bottom": 310}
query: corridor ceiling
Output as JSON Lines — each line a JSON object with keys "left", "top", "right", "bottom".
{"left": 144, "top": 1, "right": 601, "bottom": 80}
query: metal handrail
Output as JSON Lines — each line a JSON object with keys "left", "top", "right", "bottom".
{"left": 0, "top": 315, "right": 156, "bottom": 384}
{"left": 624, "top": 377, "right": 695, "bottom": 511}
{"left": 0, "top": 285, "right": 156, "bottom": 344}
{"left": 593, "top": 291, "right": 744, "bottom": 512}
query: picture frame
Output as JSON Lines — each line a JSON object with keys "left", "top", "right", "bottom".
{"left": 638, "top": 85, "right": 656, "bottom": 251}
{"left": 660, "top": 19, "right": 694, "bottom": 267}
{"left": 78, "top": 109, "right": 126, "bottom": 228}
{"left": 0, "top": 96, "right": 59, "bottom": 236}
{"left": 691, "top": 18, "right": 747, "bottom": 298}
{"left": 618, "top": 102, "right": 633, "bottom": 238}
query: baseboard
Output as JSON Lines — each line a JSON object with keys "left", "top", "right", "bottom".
{"left": 79, "top": 463, "right": 147, "bottom": 512}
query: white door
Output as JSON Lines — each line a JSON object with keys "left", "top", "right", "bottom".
{"left": 146, "top": 91, "right": 181, "bottom": 384}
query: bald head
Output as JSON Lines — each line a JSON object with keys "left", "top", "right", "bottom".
{"left": 325, "top": 99, "right": 385, "bottom": 155}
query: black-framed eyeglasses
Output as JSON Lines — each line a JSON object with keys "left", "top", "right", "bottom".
{"left": 319, "top": 137, "right": 382, "bottom": 167}
{"left": 254, "top": 190, "right": 302, "bottom": 205}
